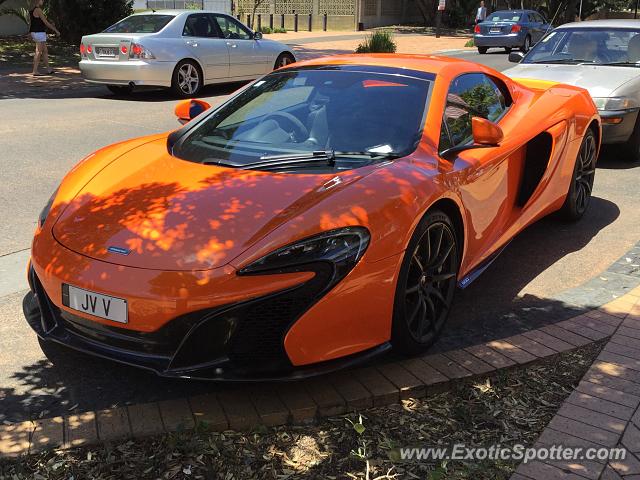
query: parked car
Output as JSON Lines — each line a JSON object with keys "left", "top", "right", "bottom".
{"left": 474, "top": 9, "right": 551, "bottom": 54}
{"left": 504, "top": 19, "right": 640, "bottom": 161}
{"left": 25, "top": 55, "right": 599, "bottom": 380}
{"left": 79, "top": 10, "right": 295, "bottom": 97}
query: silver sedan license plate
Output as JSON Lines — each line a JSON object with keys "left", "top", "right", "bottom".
{"left": 63, "top": 284, "right": 128, "bottom": 323}
{"left": 96, "top": 46, "right": 117, "bottom": 57}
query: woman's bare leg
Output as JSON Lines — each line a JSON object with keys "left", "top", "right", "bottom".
{"left": 42, "top": 42, "right": 50, "bottom": 72}
{"left": 32, "top": 42, "right": 42, "bottom": 75}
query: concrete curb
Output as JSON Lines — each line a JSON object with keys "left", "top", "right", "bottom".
{"left": 2, "top": 291, "right": 638, "bottom": 459}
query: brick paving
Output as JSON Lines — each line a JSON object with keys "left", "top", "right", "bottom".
{"left": 1, "top": 292, "right": 636, "bottom": 459}
{"left": 512, "top": 291, "right": 640, "bottom": 480}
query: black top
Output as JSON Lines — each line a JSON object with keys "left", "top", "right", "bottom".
{"left": 29, "top": 9, "right": 46, "bottom": 33}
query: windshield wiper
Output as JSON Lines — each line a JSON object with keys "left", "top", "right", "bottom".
{"left": 599, "top": 61, "right": 640, "bottom": 67}
{"left": 530, "top": 58, "right": 590, "bottom": 64}
{"left": 203, "top": 150, "right": 400, "bottom": 170}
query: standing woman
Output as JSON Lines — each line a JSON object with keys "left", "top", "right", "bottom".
{"left": 29, "top": 0, "right": 60, "bottom": 76}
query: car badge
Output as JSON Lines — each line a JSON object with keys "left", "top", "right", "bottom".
{"left": 107, "top": 246, "right": 131, "bottom": 255}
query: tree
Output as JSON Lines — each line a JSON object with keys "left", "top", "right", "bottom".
{"left": 0, "top": 0, "right": 29, "bottom": 26}
{"left": 46, "top": 0, "right": 134, "bottom": 43}
{"left": 250, "top": 0, "right": 267, "bottom": 29}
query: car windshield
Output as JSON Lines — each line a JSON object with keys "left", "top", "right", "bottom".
{"left": 104, "top": 14, "right": 174, "bottom": 34}
{"left": 523, "top": 28, "right": 640, "bottom": 65}
{"left": 173, "top": 68, "right": 432, "bottom": 172}
{"left": 486, "top": 11, "right": 522, "bottom": 22}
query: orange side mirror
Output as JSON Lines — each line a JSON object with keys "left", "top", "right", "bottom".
{"left": 174, "top": 99, "right": 211, "bottom": 125}
{"left": 472, "top": 116, "right": 504, "bottom": 146}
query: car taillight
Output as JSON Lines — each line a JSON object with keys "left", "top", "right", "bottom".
{"left": 87, "top": 44, "right": 92, "bottom": 54}
{"left": 474, "top": 24, "right": 481, "bottom": 33}
{"left": 511, "top": 24, "right": 521, "bottom": 33}
{"left": 129, "top": 43, "right": 155, "bottom": 59}
{"left": 80, "top": 43, "right": 86, "bottom": 55}
{"left": 121, "top": 45, "right": 128, "bottom": 54}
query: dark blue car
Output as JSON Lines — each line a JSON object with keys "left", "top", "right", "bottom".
{"left": 474, "top": 10, "right": 551, "bottom": 54}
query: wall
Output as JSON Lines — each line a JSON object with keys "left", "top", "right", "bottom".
{"left": 358, "top": 0, "right": 423, "bottom": 29}
{"left": 0, "top": 0, "right": 28, "bottom": 36}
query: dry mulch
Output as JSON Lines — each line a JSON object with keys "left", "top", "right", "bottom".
{"left": 0, "top": 341, "right": 603, "bottom": 480}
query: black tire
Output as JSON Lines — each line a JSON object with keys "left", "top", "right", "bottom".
{"left": 107, "top": 85, "right": 133, "bottom": 95}
{"left": 622, "top": 115, "right": 640, "bottom": 163}
{"left": 521, "top": 35, "right": 531, "bottom": 53}
{"left": 171, "top": 59, "right": 203, "bottom": 98}
{"left": 274, "top": 52, "right": 295, "bottom": 70}
{"left": 560, "top": 129, "right": 597, "bottom": 221}
{"left": 391, "top": 210, "right": 460, "bottom": 355}
{"left": 477, "top": 46, "right": 488, "bottom": 54}
{"left": 504, "top": 47, "right": 512, "bottom": 53}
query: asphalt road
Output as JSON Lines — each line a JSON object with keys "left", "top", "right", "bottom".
{"left": 1, "top": 50, "right": 639, "bottom": 423}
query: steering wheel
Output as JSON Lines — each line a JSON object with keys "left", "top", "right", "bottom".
{"left": 258, "top": 112, "right": 309, "bottom": 143}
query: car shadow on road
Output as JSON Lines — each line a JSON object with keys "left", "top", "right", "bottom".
{"left": 596, "top": 146, "right": 640, "bottom": 169}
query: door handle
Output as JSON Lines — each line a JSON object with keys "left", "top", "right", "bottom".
{"left": 186, "top": 41, "right": 199, "bottom": 47}
{"left": 226, "top": 42, "right": 238, "bottom": 48}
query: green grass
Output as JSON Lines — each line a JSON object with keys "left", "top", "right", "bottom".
{"left": 0, "top": 36, "right": 79, "bottom": 67}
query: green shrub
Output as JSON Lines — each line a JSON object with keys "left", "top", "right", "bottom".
{"left": 47, "top": 0, "right": 134, "bottom": 43}
{"left": 259, "top": 26, "right": 272, "bottom": 34}
{"left": 355, "top": 30, "right": 397, "bottom": 54}
{"left": 464, "top": 38, "right": 474, "bottom": 47}
{"left": 272, "top": 27, "right": 287, "bottom": 33}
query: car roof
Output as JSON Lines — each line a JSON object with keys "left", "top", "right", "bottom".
{"left": 290, "top": 53, "right": 495, "bottom": 77}
{"left": 556, "top": 19, "right": 640, "bottom": 29}
{"left": 130, "top": 10, "right": 230, "bottom": 16}
{"left": 488, "top": 9, "right": 535, "bottom": 14}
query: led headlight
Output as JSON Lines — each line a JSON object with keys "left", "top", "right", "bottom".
{"left": 239, "top": 227, "right": 370, "bottom": 281}
{"left": 38, "top": 188, "right": 59, "bottom": 228}
{"left": 592, "top": 97, "right": 639, "bottom": 111}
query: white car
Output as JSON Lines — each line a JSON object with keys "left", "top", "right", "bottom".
{"left": 79, "top": 10, "right": 295, "bottom": 97}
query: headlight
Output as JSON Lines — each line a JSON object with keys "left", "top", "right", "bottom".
{"left": 38, "top": 188, "right": 59, "bottom": 228}
{"left": 592, "top": 97, "right": 639, "bottom": 111}
{"left": 239, "top": 227, "right": 370, "bottom": 281}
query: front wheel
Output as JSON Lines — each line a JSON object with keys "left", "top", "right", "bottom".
{"left": 274, "top": 52, "right": 295, "bottom": 70}
{"left": 622, "top": 115, "right": 640, "bottom": 162}
{"left": 171, "top": 60, "right": 203, "bottom": 98}
{"left": 392, "top": 210, "right": 459, "bottom": 355}
{"left": 477, "top": 46, "right": 488, "bottom": 54}
{"left": 504, "top": 47, "right": 512, "bottom": 53}
{"left": 521, "top": 35, "right": 531, "bottom": 53}
{"left": 560, "top": 129, "right": 597, "bottom": 221}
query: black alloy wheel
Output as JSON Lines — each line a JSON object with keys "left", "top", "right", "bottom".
{"left": 560, "top": 129, "right": 597, "bottom": 221}
{"left": 392, "top": 210, "right": 459, "bottom": 354}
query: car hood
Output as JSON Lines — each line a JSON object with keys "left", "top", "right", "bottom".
{"left": 52, "top": 138, "right": 367, "bottom": 271}
{"left": 504, "top": 64, "right": 639, "bottom": 98}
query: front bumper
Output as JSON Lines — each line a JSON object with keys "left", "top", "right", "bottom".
{"left": 25, "top": 266, "right": 390, "bottom": 381}
{"left": 474, "top": 33, "right": 526, "bottom": 48}
{"left": 79, "top": 59, "right": 174, "bottom": 87}
{"left": 599, "top": 109, "right": 639, "bottom": 144}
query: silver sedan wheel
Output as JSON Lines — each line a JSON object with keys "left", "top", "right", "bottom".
{"left": 178, "top": 63, "right": 200, "bottom": 95}
{"left": 275, "top": 53, "right": 295, "bottom": 69}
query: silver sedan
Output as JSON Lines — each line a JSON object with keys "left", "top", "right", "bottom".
{"left": 79, "top": 10, "right": 295, "bottom": 97}
{"left": 504, "top": 19, "right": 640, "bottom": 162}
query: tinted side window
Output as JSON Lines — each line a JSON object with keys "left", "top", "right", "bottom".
{"left": 214, "top": 15, "right": 252, "bottom": 40}
{"left": 183, "top": 14, "right": 218, "bottom": 37}
{"left": 440, "top": 73, "right": 508, "bottom": 149}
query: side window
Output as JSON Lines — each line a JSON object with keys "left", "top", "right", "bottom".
{"left": 440, "top": 73, "right": 509, "bottom": 150}
{"left": 183, "top": 14, "right": 218, "bottom": 38}
{"left": 214, "top": 15, "right": 252, "bottom": 40}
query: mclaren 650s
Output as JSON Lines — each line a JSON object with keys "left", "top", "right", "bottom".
{"left": 24, "top": 55, "right": 600, "bottom": 380}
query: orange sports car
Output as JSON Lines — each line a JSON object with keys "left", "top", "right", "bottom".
{"left": 24, "top": 55, "right": 600, "bottom": 380}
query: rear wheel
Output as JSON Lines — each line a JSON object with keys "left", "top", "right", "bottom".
{"left": 521, "top": 35, "right": 531, "bottom": 53}
{"left": 477, "top": 46, "right": 488, "bottom": 54}
{"left": 171, "top": 59, "right": 203, "bottom": 98}
{"left": 274, "top": 52, "right": 295, "bottom": 70}
{"left": 107, "top": 85, "right": 133, "bottom": 96}
{"left": 560, "top": 129, "right": 597, "bottom": 221}
{"left": 392, "top": 210, "right": 459, "bottom": 355}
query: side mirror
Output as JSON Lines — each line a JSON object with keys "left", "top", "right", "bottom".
{"left": 253, "top": 31, "right": 263, "bottom": 40}
{"left": 174, "top": 99, "right": 211, "bottom": 125}
{"left": 441, "top": 117, "right": 503, "bottom": 160}
{"left": 508, "top": 51, "right": 525, "bottom": 63}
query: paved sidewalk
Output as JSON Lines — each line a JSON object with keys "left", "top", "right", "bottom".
{"left": 513, "top": 294, "right": 640, "bottom": 480}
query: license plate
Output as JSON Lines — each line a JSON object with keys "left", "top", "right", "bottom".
{"left": 63, "top": 284, "right": 128, "bottom": 323}
{"left": 490, "top": 27, "right": 501, "bottom": 33}
{"left": 96, "top": 47, "right": 117, "bottom": 57}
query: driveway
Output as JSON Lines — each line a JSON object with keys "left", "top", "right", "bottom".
{"left": 0, "top": 50, "right": 638, "bottom": 424}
